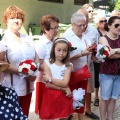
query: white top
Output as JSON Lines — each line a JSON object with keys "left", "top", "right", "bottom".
{"left": 0, "top": 41, "right": 6, "bottom": 52}
{"left": 1, "top": 30, "right": 36, "bottom": 96}
{"left": 82, "top": 25, "right": 100, "bottom": 65}
{"left": 63, "top": 27, "right": 90, "bottom": 71}
{"left": 35, "top": 35, "right": 53, "bottom": 60}
{"left": 45, "top": 60, "right": 67, "bottom": 80}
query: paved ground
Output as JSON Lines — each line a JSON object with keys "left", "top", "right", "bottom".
{"left": 28, "top": 92, "right": 120, "bottom": 120}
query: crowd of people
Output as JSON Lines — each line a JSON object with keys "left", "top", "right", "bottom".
{"left": 0, "top": 3, "right": 120, "bottom": 120}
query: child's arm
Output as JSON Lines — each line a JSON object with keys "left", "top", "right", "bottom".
{"left": 43, "top": 61, "right": 72, "bottom": 88}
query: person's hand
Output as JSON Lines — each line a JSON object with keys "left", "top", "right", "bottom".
{"left": 25, "top": 76, "right": 36, "bottom": 82}
{"left": 82, "top": 47, "right": 92, "bottom": 56}
{"left": 43, "top": 72, "right": 50, "bottom": 82}
{"left": 87, "top": 43, "right": 97, "bottom": 52}
{"left": 65, "top": 87, "right": 72, "bottom": 97}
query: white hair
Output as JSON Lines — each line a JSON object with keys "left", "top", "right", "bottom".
{"left": 111, "top": 10, "right": 120, "bottom": 16}
{"left": 71, "top": 12, "right": 86, "bottom": 24}
{"left": 94, "top": 13, "right": 106, "bottom": 24}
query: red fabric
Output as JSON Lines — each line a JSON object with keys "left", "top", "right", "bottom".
{"left": 40, "top": 88, "right": 74, "bottom": 119}
{"left": 35, "top": 82, "right": 45, "bottom": 115}
{"left": 69, "top": 80, "right": 88, "bottom": 113}
{"left": 18, "top": 93, "right": 32, "bottom": 117}
{"left": 69, "top": 65, "right": 91, "bottom": 85}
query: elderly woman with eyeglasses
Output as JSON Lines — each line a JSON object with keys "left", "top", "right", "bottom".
{"left": 98, "top": 16, "right": 120, "bottom": 120}
{"left": 35, "top": 14, "right": 60, "bottom": 118}
{"left": 63, "top": 12, "right": 93, "bottom": 120}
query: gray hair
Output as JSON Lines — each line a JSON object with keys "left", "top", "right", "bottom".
{"left": 94, "top": 13, "right": 106, "bottom": 24}
{"left": 71, "top": 12, "right": 86, "bottom": 24}
{"left": 111, "top": 10, "right": 120, "bottom": 16}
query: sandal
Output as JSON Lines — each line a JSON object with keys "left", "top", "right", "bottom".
{"left": 94, "top": 98, "right": 99, "bottom": 106}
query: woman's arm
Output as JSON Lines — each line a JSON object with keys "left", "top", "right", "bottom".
{"left": 0, "top": 51, "right": 18, "bottom": 74}
{"left": 98, "top": 37, "right": 119, "bottom": 59}
{"left": 70, "top": 47, "right": 92, "bottom": 60}
{"left": 43, "top": 61, "right": 72, "bottom": 88}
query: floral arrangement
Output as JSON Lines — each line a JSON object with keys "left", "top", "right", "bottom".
{"left": 99, "top": 45, "right": 110, "bottom": 59}
{"left": 18, "top": 59, "right": 37, "bottom": 94}
{"left": 68, "top": 42, "right": 77, "bottom": 51}
{"left": 72, "top": 88, "right": 85, "bottom": 110}
{"left": 18, "top": 59, "right": 37, "bottom": 76}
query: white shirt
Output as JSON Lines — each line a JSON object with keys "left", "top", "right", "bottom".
{"left": 35, "top": 35, "right": 53, "bottom": 60}
{"left": 1, "top": 30, "right": 36, "bottom": 96}
{"left": 63, "top": 27, "right": 90, "bottom": 71}
{"left": 82, "top": 25, "right": 100, "bottom": 65}
{"left": 45, "top": 60, "right": 67, "bottom": 80}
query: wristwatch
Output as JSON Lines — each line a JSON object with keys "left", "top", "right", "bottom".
{"left": 48, "top": 77, "right": 52, "bottom": 82}
{"left": 115, "top": 49, "right": 118, "bottom": 54}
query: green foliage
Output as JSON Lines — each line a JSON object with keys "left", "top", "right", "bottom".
{"left": 114, "top": 0, "right": 120, "bottom": 10}
{"left": 107, "top": 0, "right": 115, "bottom": 12}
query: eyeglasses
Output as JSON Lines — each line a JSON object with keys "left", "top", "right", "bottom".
{"left": 74, "top": 23, "right": 86, "bottom": 28}
{"left": 114, "top": 24, "right": 120, "bottom": 28}
{"left": 99, "top": 20, "right": 107, "bottom": 23}
{"left": 88, "top": 10, "right": 94, "bottom": 13}
{"left": 50, "top": 26, "right": 60, "bottom": 31}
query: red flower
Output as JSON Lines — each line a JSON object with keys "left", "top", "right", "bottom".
{"left": 22, "top": 68, "right": 29, "bottom": 74}
{"left": 68, "top": 42, "right": 72, "bottom": 47}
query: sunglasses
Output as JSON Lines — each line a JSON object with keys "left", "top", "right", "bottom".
{"left": 99, "top": 20, "right": 107, "bottom": 23}
{"left": 114, "top": 24, "right": 120, "bottom": 28}
{"left": 88, "top": 10, "right": 94, "bottom": 13}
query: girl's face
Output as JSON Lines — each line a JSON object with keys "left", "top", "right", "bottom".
{"left": 45, "top": 21, "right": 59, "bottom": 40}
{"left": 55, "top": 43, "right": 68, "bottom": 62}
{"left": 6, "top": 17, "right": 23, "bottom": 32}
{"left": 109, "top": 19, "right": 120, "bottom": 35}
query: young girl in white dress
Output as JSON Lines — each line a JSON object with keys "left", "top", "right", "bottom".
{"left": 40, "top": 38, "right": 75, "bottom": 119}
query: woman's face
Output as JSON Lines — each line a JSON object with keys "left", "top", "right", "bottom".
{"left": 45, "top": 21, "right": 59, "bottom": 40}
{"left": 87, "top": 6, "right": 94, "bottom": 20}
{"left": 97, "top": 17, "right": 107, "bottom": 29}
{"left": 109, "top": 19, "right": 120, "bottom": 35}
{"left": 72, "top": 19, "right": 86, "bottom": 38}
{"left": 6, "top": 17, "right": 23, "bottom": 32}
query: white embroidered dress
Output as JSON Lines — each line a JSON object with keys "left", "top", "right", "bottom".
{"left": 1, "top": 30, "right": 36, "bottom": 96}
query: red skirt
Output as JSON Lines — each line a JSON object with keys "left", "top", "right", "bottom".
{"left": 69, "top": 79, "right": 88, "bottom": 114}
{"left": 35, "top": 81, "right": 45, "bottom": 115}
{"left": 40, "top": 87, "right": 74, "bottom": 119}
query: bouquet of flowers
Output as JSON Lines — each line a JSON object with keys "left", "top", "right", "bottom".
{"left": 72, "top": 88, "right": 85, "bottom": 110}
{"left": 18, "top": 59, "right": 37, "bottom": 76}
{"left": 68, "top": 42, "right": 77, "bottom": 51}
{"left": 99, "top": 45, "right": 110, "bottom": 59}
{"left": 96, "top": 44, "right": 110, "bottom": 62}
{"left": 18, "top": 59, "right": 37, "bottom": 94}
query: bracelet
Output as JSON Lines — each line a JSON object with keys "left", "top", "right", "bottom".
{"left": 115, "top": 49, "right": 118, "bottom": 54}
{"left": 48, "top": 77, "right": 52, "bottom": 83}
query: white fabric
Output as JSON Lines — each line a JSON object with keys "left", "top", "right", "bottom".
{"left": 72, "top": 88, "right": 85, "bottom": 110}
{"left": 63, "top": 27, "right": 89, "bottom": 72}
{"left": 45, "top": 59, "right": 67, "bottom": 80}
{"left": 35, "top": 35, "right": 53, "bottom": 60}
{"left": 0, "top": 41, "right": 6, "bottom": 52}
{"left": 82, "top": 25, "right": 100, "bottom": 66}
{"left": 1, "top": 30, "right": 36, "bottom": 96}
{"left": 96, "top": 44, "right": 106, "bottom": 62}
